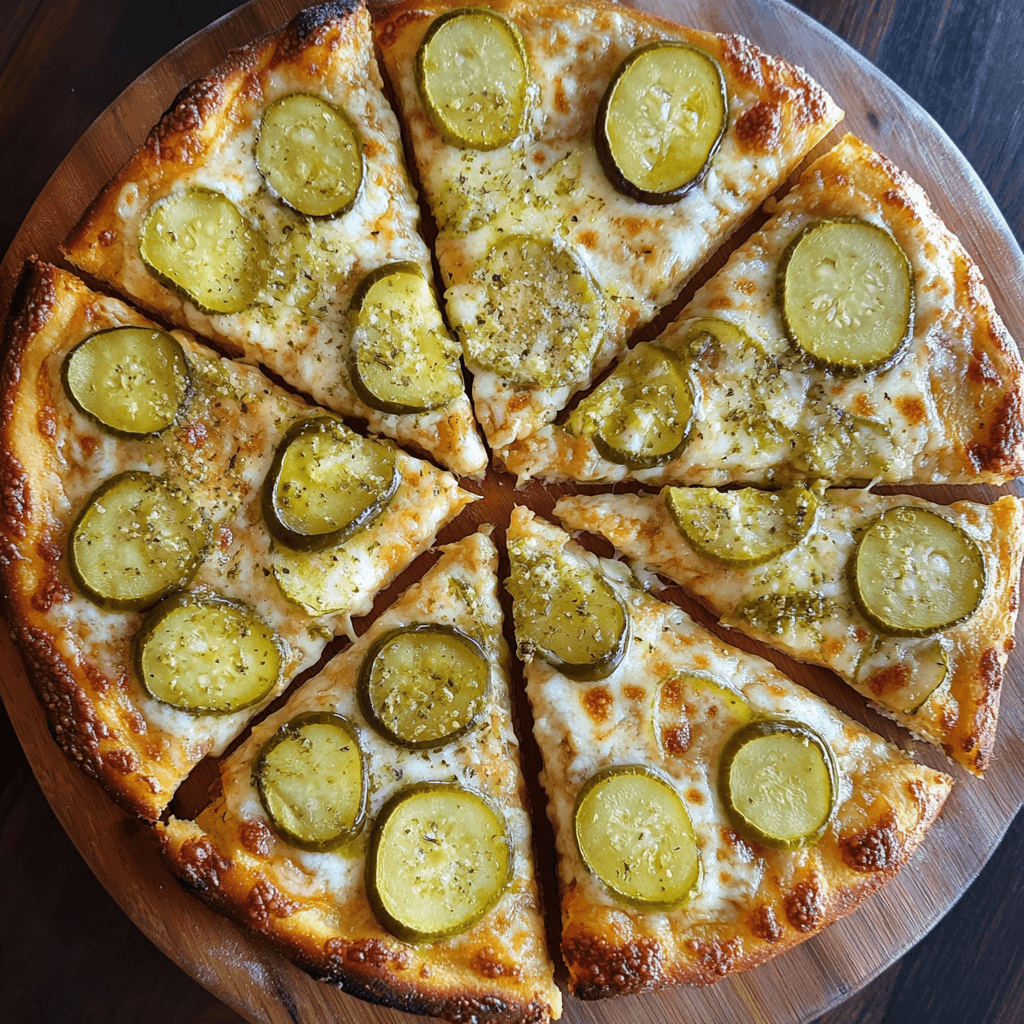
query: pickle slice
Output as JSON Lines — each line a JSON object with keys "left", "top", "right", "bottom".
{"left": 255, "top": 93, "right": 363, "bottom": 218}
{"left": 856, "top": 637, "right": 948, "bottom": 715}
{"left": 567, "top": 343, "right": 694, "bottom": 468}
{"left": 366, "top": 783, "right": 512, "bottom": 943}
{"left": 255, "top": 712, "right": 366, "bottom": 851}
{"left": 574, "top": 766, "right": 700, "bottom": 910}
{"left": 68, "top": 472, "right": 209, "bottom": 611}
{"left": 665, "top": 484, "right": 817, "bottom": 567}
{"left": 718, "top": 718, "right": 837, "bottom": 850}
{"left": 140, "top": 189, "right": 266, "bottom": 315}
{"left": 780, "top": 219, "right": 914, "bottom": 371}
{"left": 851, "top": 506, "right": 985, "bottom": 637}
{"left": 416, "top": 7, "right": 530, "bottom": 150}
{"left": 62, "top": 327, "right": 191, "bottom": 438}
{"left": 506, "top": 539, "right": 629, "bottom": 680}
{"left": 134, "top": 592, "right": 283, "bottom": 715}
{"left": 358, "top": 625, "right": 489, "bottom": 749}
{"left": 262, "top": 417, "right": 399, "bottom": 551}
{"left": 452, "top": 235, "right": 605, "bottom": 389}
{"left": 655, "top": 672, "right": 753, "bottom": 759}
{"left": 348, "top": 262, "right": 463, "bottom": 414}
{"left": 597, "top": 42, "right": 727, "bottom": 204}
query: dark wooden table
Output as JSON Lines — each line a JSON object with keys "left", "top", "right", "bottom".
{"left": 2, "top": 2, "right": 1023, "bottom": 1023}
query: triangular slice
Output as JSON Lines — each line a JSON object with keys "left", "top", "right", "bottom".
{"left": 555, "top": 486, "right": 1024, "bottom": 776}
{"left": 62, "top": 1, "right": 486, "bottom": 478}
{"left": 158, "top": 531, "right": 561, "bottom": 1023}
{"left": 0, "top": 259, "right": 473, "bottom": 819}
{"left": 505, "top": 506, "right": 951, "bottom": 996}
{"left": 375, "top": 0, "right": 842, "bottom": 457}
{"left": 507, "top": 134, "right": 1024, "bottom": 486}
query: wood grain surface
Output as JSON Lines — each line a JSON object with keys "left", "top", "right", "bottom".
{"left": 1, "top": 2, "right": 1023, "bottom": 1023}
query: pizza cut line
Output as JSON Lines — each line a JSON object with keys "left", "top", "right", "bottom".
{"left": 0, "top": 0, "right": 1022, "bottom": 1021}
{"left": 504, "top": 134, "right": 1024, "bottom": 488}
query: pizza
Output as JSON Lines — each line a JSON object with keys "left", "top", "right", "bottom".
{"left": 505, "top": 506, "right": 951, "bottom": 995}
{"left": 0, "top": 258, "right": 473, "bottom": 819}
{"left": 2, "top": 0, "right": 1021, "bottom": 1021}
{"left": 505, "top": 134, "right": 1024, "bottom": 488}
{"left": 62, "top": 1, "right": 487, "bottom": 479}
{"left": 159, "top": 530, "right": 562, "bottom": 1023}
{"left": 375, "top": 0, "right": 843, "bottom": 457}
{"left": 555, "top": 486, "right": 1024, "bottom": 776}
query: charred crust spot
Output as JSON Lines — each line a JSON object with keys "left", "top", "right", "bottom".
{"left": 784, "top": 876, "right": 825, "bottom": 931}
{"left": 177, "top": 837, "right": 233, "bottom": 892}
{"left": 662, "top": 722, "right": 691, "bottom": 756}
{"left": 240, "top": 818, "right": 272, "bottom": 857}
{"left": 247, "top": 877, "right": 299, "bottom": 925}
{"left": 103, "top": 747, "right": 140, "bottom": 775}
{"left": 148, "top": 78, "right": 227, "bottom": 165}
{"left": 687, "top": 937, "right": 741, "bottom": 977}
{"left": 564, "top": 933, "right": 665, "bottom": 997}
{"left": 895, "top": 395, "right": 926, "bottom": 427}
{"left": 734, "top": 101, "right": 781, "bottom": 153}
{"left": 0, "top": 448, "right": 29, "bottom": 539}
{"left": 864, "top": 662, "right": 909, "bottom": 698}
{"left": 749, "top": 903, "right": 783, "bottom": 943}
{"left": 979, "top": 647, "right": 1003, "bottom": 695}
{"left": 582, "top": 685, "right": 613, "bottom": 724}
{"left": 274, "top": 0, "right": 362, "bottom": 63}
{"left": 471, "top": 947, "right": 522, "bottom": 980}
{"left": 342, "top": 938, "right": 411, "bottom": 971}
{"left": 968, "top": 389, "right": 1024, "bottom": 474}
{"left": 840, "top": 809, "right": 903, "bottom": 872}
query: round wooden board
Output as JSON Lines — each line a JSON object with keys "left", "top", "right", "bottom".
{"left": 2, "top": 1, "right": 1023, "bottom": 1023}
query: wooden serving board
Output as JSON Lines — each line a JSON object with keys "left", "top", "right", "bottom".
{"left": 1, "top": 1, "right": 1023, "bottom": 1023}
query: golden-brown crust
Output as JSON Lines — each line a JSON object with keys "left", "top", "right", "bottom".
{"left": 158, "top": 534, "right": 561, "bottom": 1023}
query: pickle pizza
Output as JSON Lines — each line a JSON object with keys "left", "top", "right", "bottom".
{"left": 507, "top": 507, "right": 951, "bottom": 997}
{"left": 556, "top": 486, "right": 1024, "bottom": 776}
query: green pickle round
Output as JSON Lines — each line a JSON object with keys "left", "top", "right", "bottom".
{"left": 574, "top": 765, "right": 701, "bottom": 910}
{"left": 255, "top": 712, "right": 367, "bottom": 851}
{"left": 718, "top": 718, "right": 838, "bottom": 849}
{"left": 366, "top": 783, "right": 512, "bottom": 943}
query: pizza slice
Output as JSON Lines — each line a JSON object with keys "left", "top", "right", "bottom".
{"left": 505, "top": 506, "right": 951, "bottom": 996}
{"left": 506, "top": 134, "right": 1024, "bottom": 486}
{"left": 62, "top": 1, "right": 486, "bottom": 478}
{"left": 0, "top": 259, "right": 474, "bottom": 819}
{"left": 158, "top": 530, "right": 561, "bottom": 1024}
{"left": 555, "top": 486, "right": 1024, "bottom": 776}
{"left": 375, "top": 0, "right": 842, "bottom": 457}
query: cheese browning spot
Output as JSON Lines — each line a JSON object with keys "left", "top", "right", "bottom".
{"left": 574, "top": 765, "right": 701, "bottom": 910}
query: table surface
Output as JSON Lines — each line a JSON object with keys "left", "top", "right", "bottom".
{"left": 1, "top": 2, "right": 1023, "bottom": 1023}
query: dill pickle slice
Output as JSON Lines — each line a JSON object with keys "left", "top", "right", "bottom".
{"left": 655, "top": 672, "right": 753, "bottom": 759}
{"left": 140, "top": 189, "right": 266, "bottom": 315}
{"left": 597, "top": 41, "right": 727, "bottom": 204}
{"left": 567, "top": 343, "right": 694, "bottom": 468}
{"left": 780, "top": 219, "right": 914, "bottom": 371}
{"left": 506, "top": 539, "right": 629, "bottom": 680}
{"left": 348, "top": 262, "right": 463, "bottom": 414}
{"left": 134, "top": 592, "right": 283, "bottom": 715}
{"left": 856, "top": 637, "right": 948, "bottom": 715}
{"left": 452, "top": 235, "right": 605, "bottom": 389}
{"left": 366, "top": 783, "right": 512, "bottom": 943}
{"left": 255, "top": 712, "right": 366, "bottom": 851}
{"left": 718, "top": 718, "right": 837, "bottom": 850}
{"left": 62, "top": 327, "right": 191, "bottom": 438}
{"left": 68, "top": 472, "right": 209, "bottom": 611}
{"left": 416, "top": 7, "right": 530, "bottom": 150}
{"left": 358, "top": 625, "right": 489, "bottom": 749}
{"left": 574, "top": 766, "right": 700, "bottom": 910}
{"left": 255, "top": 93, "right": 363, "bottom": 218}
{"left": 262, "top": 417, "right": 399, "bottom": 551}
{"left": 665, "top": 484, "right": 817, "bottom": 567}
{"left": 851, "top": 506, "right": 985, "bottom": 637}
